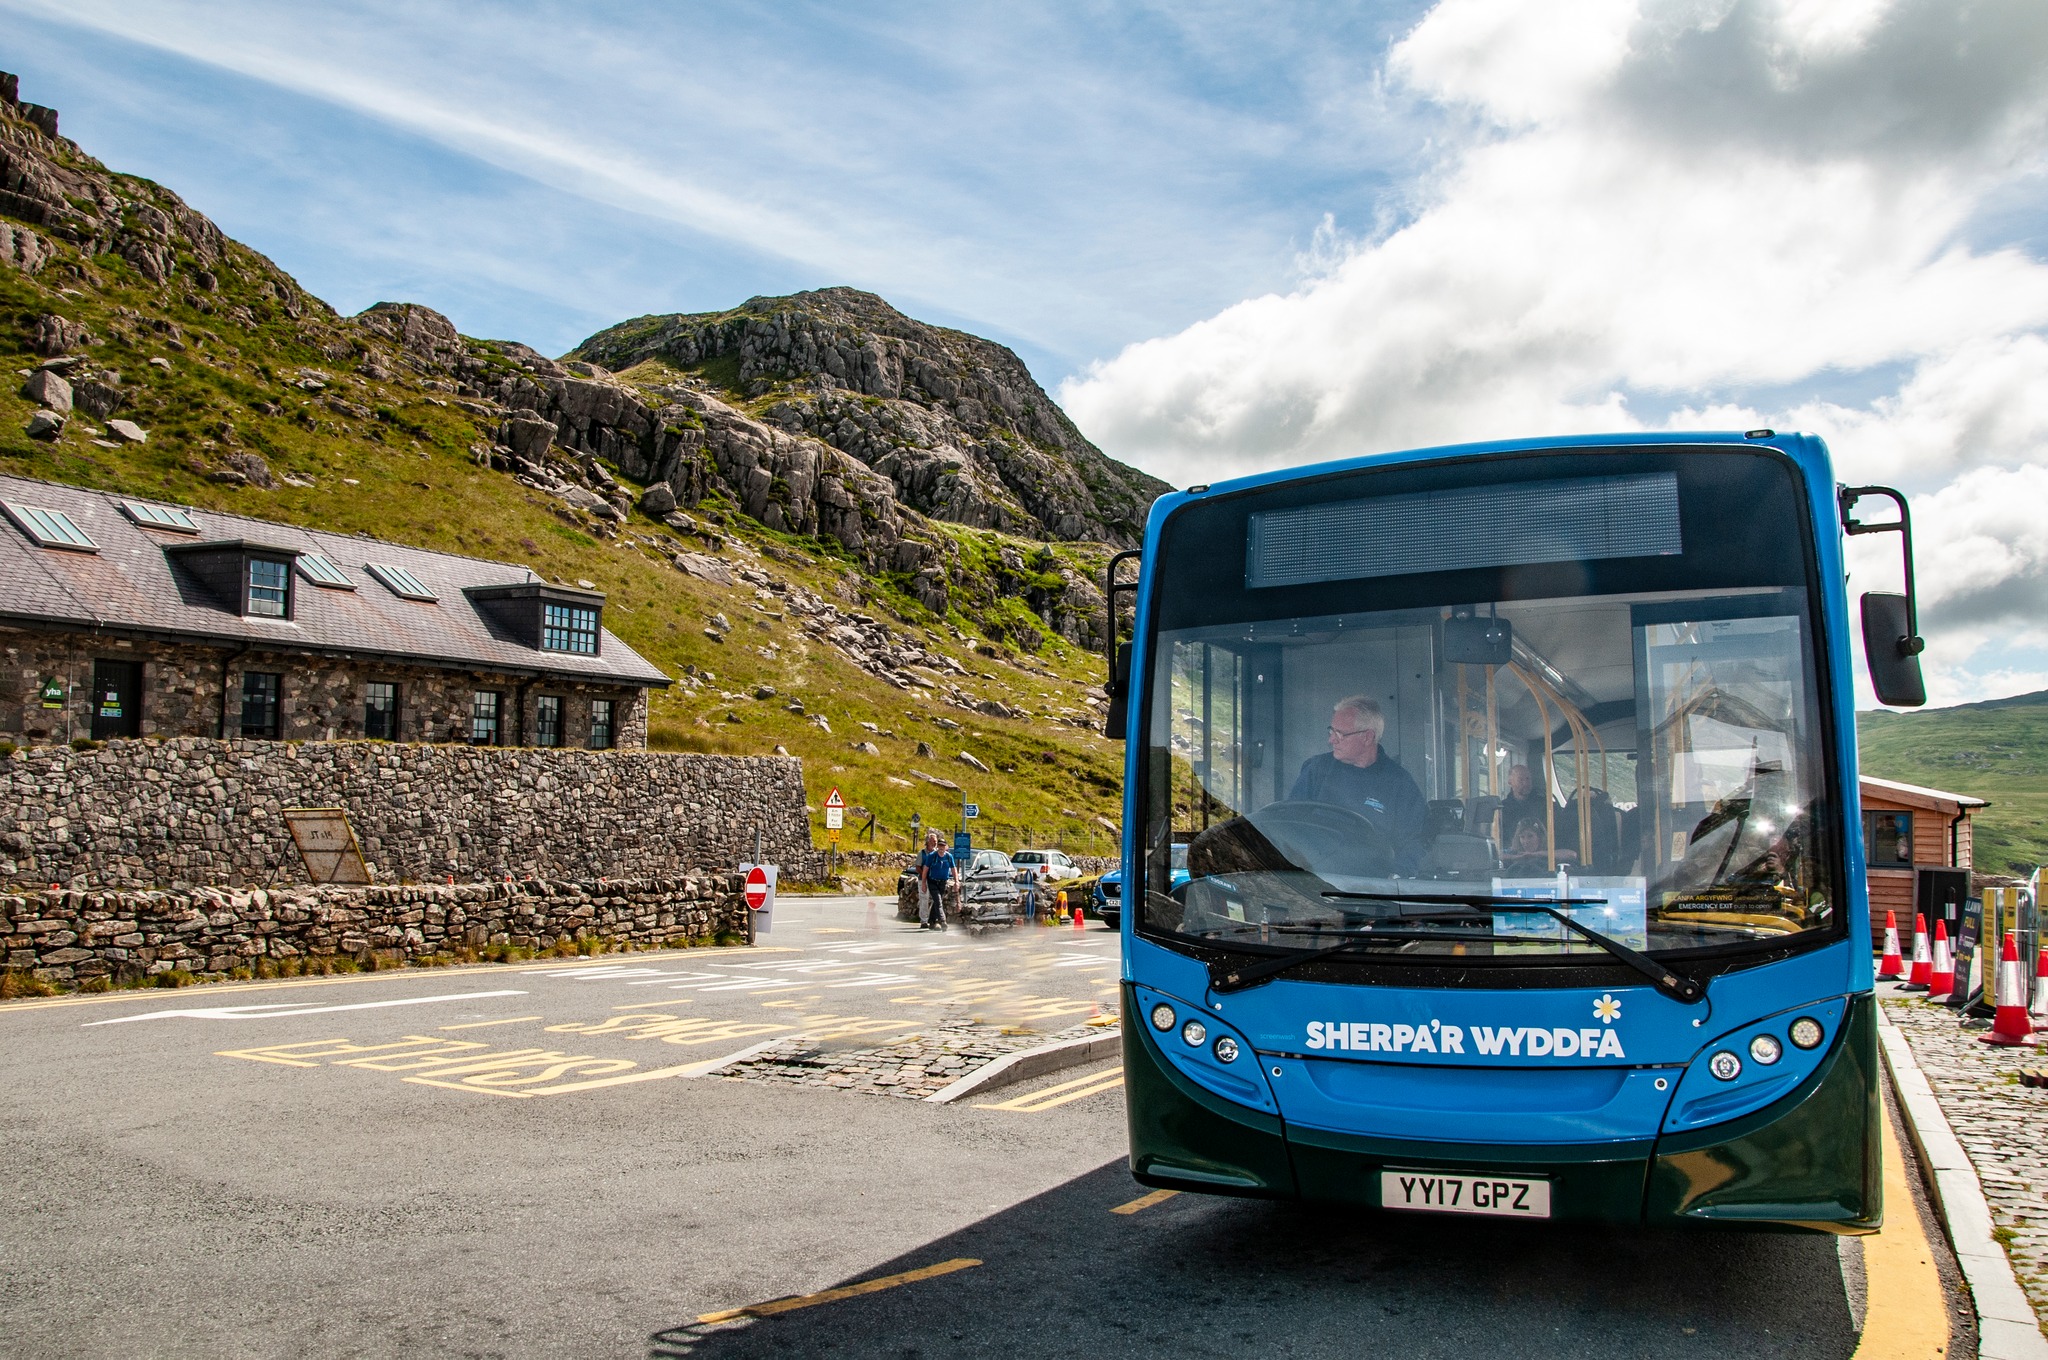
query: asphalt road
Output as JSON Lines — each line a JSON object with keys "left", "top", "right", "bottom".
{"left": 0, "top": 895, "right": 1965, "bottom": 1358}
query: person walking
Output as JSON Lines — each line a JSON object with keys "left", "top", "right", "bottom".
{"left": 917, "top": 831, "right": 956, "bottom": 931}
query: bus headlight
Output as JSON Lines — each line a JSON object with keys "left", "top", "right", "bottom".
{"left": 1181, "top": 1019, "right": 1207, "bottom": 1047}
{"left": 1788, "top": 1017, "right": 1824, "bottom": 1050}
{"left": 1149, "top": 1003, "right": 1175, "bottom": 1032}
{"left": 1708, "top": 1051, "right": 1742, "bottom": 1081}
{"left": 1213, "top": 1036, "right": 1240, "bottom": 1063}
{"left": 1748, "top": 1034, "right": 1783, "bottom": 1065}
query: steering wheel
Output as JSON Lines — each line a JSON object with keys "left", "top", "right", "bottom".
{"left": 1247, "top": 800, "right": 1397, "bottom": 879}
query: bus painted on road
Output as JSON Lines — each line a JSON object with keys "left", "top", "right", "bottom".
{"left": 1106, "top": 432, "right": 1926, "bottom": 1230}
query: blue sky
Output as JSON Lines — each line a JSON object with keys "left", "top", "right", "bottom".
{"left": 9, "top": 0, "right": 2048, "bottom": 706}
{"left": 4, "top": 1, "right": 1435, "bottom": 378}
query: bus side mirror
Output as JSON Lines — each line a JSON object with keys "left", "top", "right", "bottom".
{"left": 1861, "top": 592, "right": 1926, "bottom": 708}
{"left": 1840, "top": 485, "right": 1927, "bottom": 709}
{"left": 1104, "top": 549, "right": 1142, "bottom": 742}
{"left": 1444, "top": 615, "right": 1513, "bottom": 666}
{"left": 1104, "top": 642, "right": 1131, "bottom": 738}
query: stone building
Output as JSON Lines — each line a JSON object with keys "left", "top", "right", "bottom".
{"left": 0, "top": 473, "right": 669, "bottom": 747}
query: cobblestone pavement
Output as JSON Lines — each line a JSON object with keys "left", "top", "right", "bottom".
{"left": 723, "top": 1019, "right": 1115, "bottom": 1099}
{"left": 1883, "top": 994, "right": 2048, "bottom": 1319}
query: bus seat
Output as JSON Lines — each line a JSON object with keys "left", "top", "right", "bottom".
{"left": 1465, "top": 797, "right": 1502, "bottom": 844}
{"left": 1426, "top": 800, "right": 1465, "bottom": 838}
{"left": 1423, "top": 833, "right": 1497, "bottom": 879}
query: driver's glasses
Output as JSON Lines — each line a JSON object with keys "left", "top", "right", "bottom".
{"left": 1328, "top": 726, "right": 1368, "bottom": 740}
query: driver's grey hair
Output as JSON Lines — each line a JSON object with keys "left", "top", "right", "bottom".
{"left": 1332, "top": 695, "right": 1386, "bottom": 738}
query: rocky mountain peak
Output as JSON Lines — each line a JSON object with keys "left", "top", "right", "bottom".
{"left": 571, "top": 288, "right": 1170, "bottom": 547}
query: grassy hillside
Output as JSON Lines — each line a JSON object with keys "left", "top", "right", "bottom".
{"left": 1858, "top": 696, "right": 2048, "bottom": 876}
{"left": 0, "top": 197, "right": 1128, "bottom": 864}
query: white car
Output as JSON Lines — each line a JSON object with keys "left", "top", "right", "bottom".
{"left": 1011, "top": 849, "right": 1083, "bottom": 885}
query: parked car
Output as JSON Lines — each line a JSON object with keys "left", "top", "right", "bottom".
{"left": 1093, "top": 843, "right": 1189, "bottom": 928}
{"left": 1011, "top": 848, "right": 1084, "bottom": 886}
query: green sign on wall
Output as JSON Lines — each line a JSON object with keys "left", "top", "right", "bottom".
{"left": 38, "top": 678, "right": 64, "bottom": 710}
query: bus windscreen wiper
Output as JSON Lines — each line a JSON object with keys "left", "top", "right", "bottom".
{"left": 1206, "top": 893, "right": 1705, "bottom": 1003}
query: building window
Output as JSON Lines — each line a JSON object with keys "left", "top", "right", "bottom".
{"left": 1865, "top": 811, "right": 1913, "bottom": 868}
{"left": 534, "top": 695, "right": 563, "bottom": 748}
{"left": 542, "top": 602, "right": 601, "bottom": 655}
{"left": 247, "top": 557, "right": 291, "bottom": 617}
{"left": 241, "top": 672, "right": 281, "bottom": 739}
{"left": 365, "top": 682, "right": 400, "bottom": 740}
{"left": 589, "top": 698, "right": 615, "bottom": 750}
{"left": 470, "top": 690, "right": 501, "bottom": 746}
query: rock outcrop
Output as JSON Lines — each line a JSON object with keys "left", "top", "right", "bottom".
{"left": 570, "top": 289, "right": 1169, "bottom": 547}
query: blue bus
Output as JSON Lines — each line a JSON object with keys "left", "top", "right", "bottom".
{"left": 1105, "top": 431, "right": 1926, "bottom": 1229}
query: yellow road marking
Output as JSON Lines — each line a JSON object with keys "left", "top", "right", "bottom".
{"left": 697, "top": 1258, "right": 982, "bottom": 1324}
{"left": 1850, "top": 1096, "right": 1952, "bottom": 1359}
{"left": 974, "top": 1067, "right": 1125, "bottom": 1112}
{"left": 440, "top": 1015, "right": 542, "bottom": 1030}
{"left": 1111, "top": 1189, "right": 1179, "bottom": 1215}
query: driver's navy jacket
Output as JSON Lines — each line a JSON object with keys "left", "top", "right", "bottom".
{"left": 1287, "top": 752, "right": 1430, "bottom": 873}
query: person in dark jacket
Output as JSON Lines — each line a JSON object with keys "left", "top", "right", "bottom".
{"left": 1288, "top": 695, "right": 1430, "bottom": 874}
{"left": 1494, "top": 763, "right": 1553, "bottom": 850}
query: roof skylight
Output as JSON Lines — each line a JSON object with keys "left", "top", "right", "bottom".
{"left": 3, "top": 501, "right": 98, "bottom": 552}
{"left": 296, "top": 553, "right": 356, "bottom": 589}
{"left": 367, "top": 562, "right": 437, "bottom": 601}
{"left": 119, "top": 500, "right": 200, "bottom": 533}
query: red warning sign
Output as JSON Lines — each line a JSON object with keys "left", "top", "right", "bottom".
{"left": 745, "top": 865, "right": 770, "bottom": 910}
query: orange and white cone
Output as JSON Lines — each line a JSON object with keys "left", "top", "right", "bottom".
{"left": 1901, "top": 914, "right": 1932, "bottom": 991}
{"left": 2032, "top": 943, "right": 2048, "bottom": 1022}
{"left": 1979, "top": 932, "right": 2037, "bottom": 1046}
{"left": 1876, "top": 910, "right": 1905, "bottom": 980}
{"left": 1927, "top": 920, "right": 1954, "bottom": 1001}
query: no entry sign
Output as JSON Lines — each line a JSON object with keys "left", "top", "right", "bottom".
{"left": 745, "top": 866, "right": 771, "bottom": 909}
{"left": 741, "top": 862, "right": 777, "bottom": 937}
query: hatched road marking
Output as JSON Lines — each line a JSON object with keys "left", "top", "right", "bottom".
{"left": 696, "top": 1259, "right": 982, "bottom": 1324}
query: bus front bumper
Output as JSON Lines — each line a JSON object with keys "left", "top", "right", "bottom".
{"left": 1123, "top": 986, "right": 1880, "bottom": 1232}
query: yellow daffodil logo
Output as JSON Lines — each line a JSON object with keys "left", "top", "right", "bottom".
{"left": 1593, "top": 993, "right": 1621, "bottom": 1024}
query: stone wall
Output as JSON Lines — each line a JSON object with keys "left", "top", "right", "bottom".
{"left": 0, "top": 626, "right": 650, "bottom": 748}
{"left": 2, "top": 874, "right": 746, "bottom": 984}
{"left": 0, "top": 737, "right": 825, "bottom": 889}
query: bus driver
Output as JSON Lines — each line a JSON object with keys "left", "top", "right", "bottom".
{"left": 1289, "top": 695, "right": 1430, "bottom": 874}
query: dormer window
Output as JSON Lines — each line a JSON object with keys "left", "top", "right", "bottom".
{"left": 163, "top": 539, "right": 304, "bottom": 618}
{"left": 466, "top": 581, "right": 605, "bottom": 657}
{"left": 247, "top": 557, "right": 291, "bottom": 617}
{"left": 542, "top": 602, "right": 600, "bottom": 654}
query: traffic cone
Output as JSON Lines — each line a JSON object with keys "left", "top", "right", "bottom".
{"left": 1927, "top": 920, "right": 1954, "bottom": 1001}
{"left": 1900, "top": 914, "right": 1932, "bottom": 991}
{"left": 2031, "top": 943, "right": 2048, "bottom": 1022}
{"left": 1876, "top": 911, "right": 1904, "bottom": 979}
{"left": 1979, "top": 933, "right": 2037, "bottom": 1046}
{"left": 1073, "top": 900, "right": 1085, "bottom": 931}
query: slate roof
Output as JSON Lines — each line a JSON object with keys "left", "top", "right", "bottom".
{"left": 0, "top": 473, "right": 670, "bottom": 687}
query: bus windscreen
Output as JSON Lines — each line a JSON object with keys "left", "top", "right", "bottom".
{"left": 1140, "top": 450, "right": 1839, "bottom": 975}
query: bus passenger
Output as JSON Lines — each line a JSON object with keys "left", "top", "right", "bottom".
{"left": 1289, "top": 695, "right": 1429, "bottom": 873}
{"left": 1500, "top": 818, "right": 1551, "bottom": 875}
{"left": 1495, "top": 764, "right": 1551, "bottom": 848}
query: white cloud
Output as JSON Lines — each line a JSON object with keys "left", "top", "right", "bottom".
{"left": 1062, "top": 0, "right": 2048, "bottom": 704}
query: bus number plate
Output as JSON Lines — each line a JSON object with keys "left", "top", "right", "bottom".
{"left": 1380, "top": 1171, "right": 1551, "bottom": 1218}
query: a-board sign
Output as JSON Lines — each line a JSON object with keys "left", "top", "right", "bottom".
{"left": 825, "top": 786, "right": 845, "bottom": 831}
{"left": 282, "top": 808, "right": 372, "bottom": 885}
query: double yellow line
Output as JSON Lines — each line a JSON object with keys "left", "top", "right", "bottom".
{"left": 972, "top": 1067, "right": 1124, "bottom": 1112}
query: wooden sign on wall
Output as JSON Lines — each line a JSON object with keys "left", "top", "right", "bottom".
{"left": 282, "top": 808, "right": 372, "bottom": 885}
